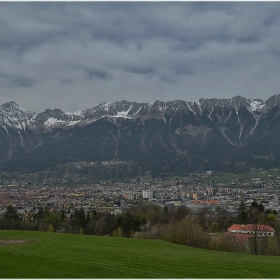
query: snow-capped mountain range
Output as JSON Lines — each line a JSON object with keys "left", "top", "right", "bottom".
{"left": 0, "top": 95, "right": 274, "bottom": 130}
{"left": 1, "top": 94, "right": 280, "bottom": 175}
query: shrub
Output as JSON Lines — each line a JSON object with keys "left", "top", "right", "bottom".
{"left": 161, "top": 215, "right": 210, "bottom": 249}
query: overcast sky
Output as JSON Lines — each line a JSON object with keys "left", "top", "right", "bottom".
{"left": 1, "top": 2, "right": 280, "bottom": 112}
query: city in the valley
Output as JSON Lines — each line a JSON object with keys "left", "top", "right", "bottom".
{"left": 1, "top": 167, "right": 279, "bottom": 218}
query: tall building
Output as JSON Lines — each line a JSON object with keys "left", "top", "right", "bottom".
{"left": 143, "top": 190, "right": 153, "bottom": 199}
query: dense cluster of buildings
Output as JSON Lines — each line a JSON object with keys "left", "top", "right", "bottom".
{"left": 0, "top": 170, "right": 280, "bottom": 218}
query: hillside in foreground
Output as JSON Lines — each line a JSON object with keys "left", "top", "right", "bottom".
{"left": 0, "top": 230, "right": 280, "bottom": 278}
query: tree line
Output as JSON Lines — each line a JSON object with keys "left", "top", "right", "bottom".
{"left": 1, "top": 201, "right": 280, "bottom": 255}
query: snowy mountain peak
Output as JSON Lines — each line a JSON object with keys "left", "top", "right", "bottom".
{"left": 0, "top": 101, "right": 36, "bottom": 130}
{"left": 0, "top": 101, "right": 19, "bottom": 108}
{"left": 0, "top": 101, "right": 32, "bottom": 113}
{"left": 33, "top": 108, "right": 83, "bottom": 129}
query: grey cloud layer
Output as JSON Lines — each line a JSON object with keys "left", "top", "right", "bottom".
{"left": 0, "top": 2, "right": 280, "bottom": 112}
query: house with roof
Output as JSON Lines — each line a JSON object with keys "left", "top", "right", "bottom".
{"left": 227, "top": 224, "right": 275, "bottom": 237}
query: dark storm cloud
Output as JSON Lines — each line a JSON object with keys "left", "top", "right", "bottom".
{"left": 0, "top": 2, "right": 280, "bottom": 112}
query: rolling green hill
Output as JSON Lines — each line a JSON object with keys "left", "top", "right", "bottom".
{"left": 0, "top": 230, "right": 280, "bottom": 278}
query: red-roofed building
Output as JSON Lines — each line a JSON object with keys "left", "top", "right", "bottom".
{"left": 227, "top": 224, "right": 275, "bottom": 237}
{"left": 205, "top": 199, "right": 219, "bottom": 205}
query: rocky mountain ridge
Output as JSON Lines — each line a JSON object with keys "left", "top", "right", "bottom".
{"left": 0, "top": 95, "right": 273, "bottom": 131}
{"left": 1, "top": 94, "right": 280, "bottom": 176}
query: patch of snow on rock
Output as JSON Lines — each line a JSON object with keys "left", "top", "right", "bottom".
{"left": 250, "top": 99, "right": 265, "bottom": 111}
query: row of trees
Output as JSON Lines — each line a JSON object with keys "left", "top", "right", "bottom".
{"left": 1, "top": 201, "right": 280, "bottom": 255}
{"left": 0, "top": 204, "right": 146, "bottom": 237}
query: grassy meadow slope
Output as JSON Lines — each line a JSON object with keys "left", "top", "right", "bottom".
{"left": 0, "top": 230, "right": 280, "bottom": 278}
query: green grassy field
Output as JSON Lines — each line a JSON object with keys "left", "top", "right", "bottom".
{"left": 1, "top": 230, "right": 280, "bottom": 278}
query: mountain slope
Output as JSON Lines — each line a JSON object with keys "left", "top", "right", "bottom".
{"left": 1, "top": 94, "right": 280, "bottom": 176}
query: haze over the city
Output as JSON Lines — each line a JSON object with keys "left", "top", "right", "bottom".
{"left": 1, "top": 2, "right": 280, "bottom": 112}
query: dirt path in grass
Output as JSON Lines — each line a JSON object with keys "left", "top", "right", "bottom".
{"left": 0, "top": 239, "right": 29, "bottom": 246}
